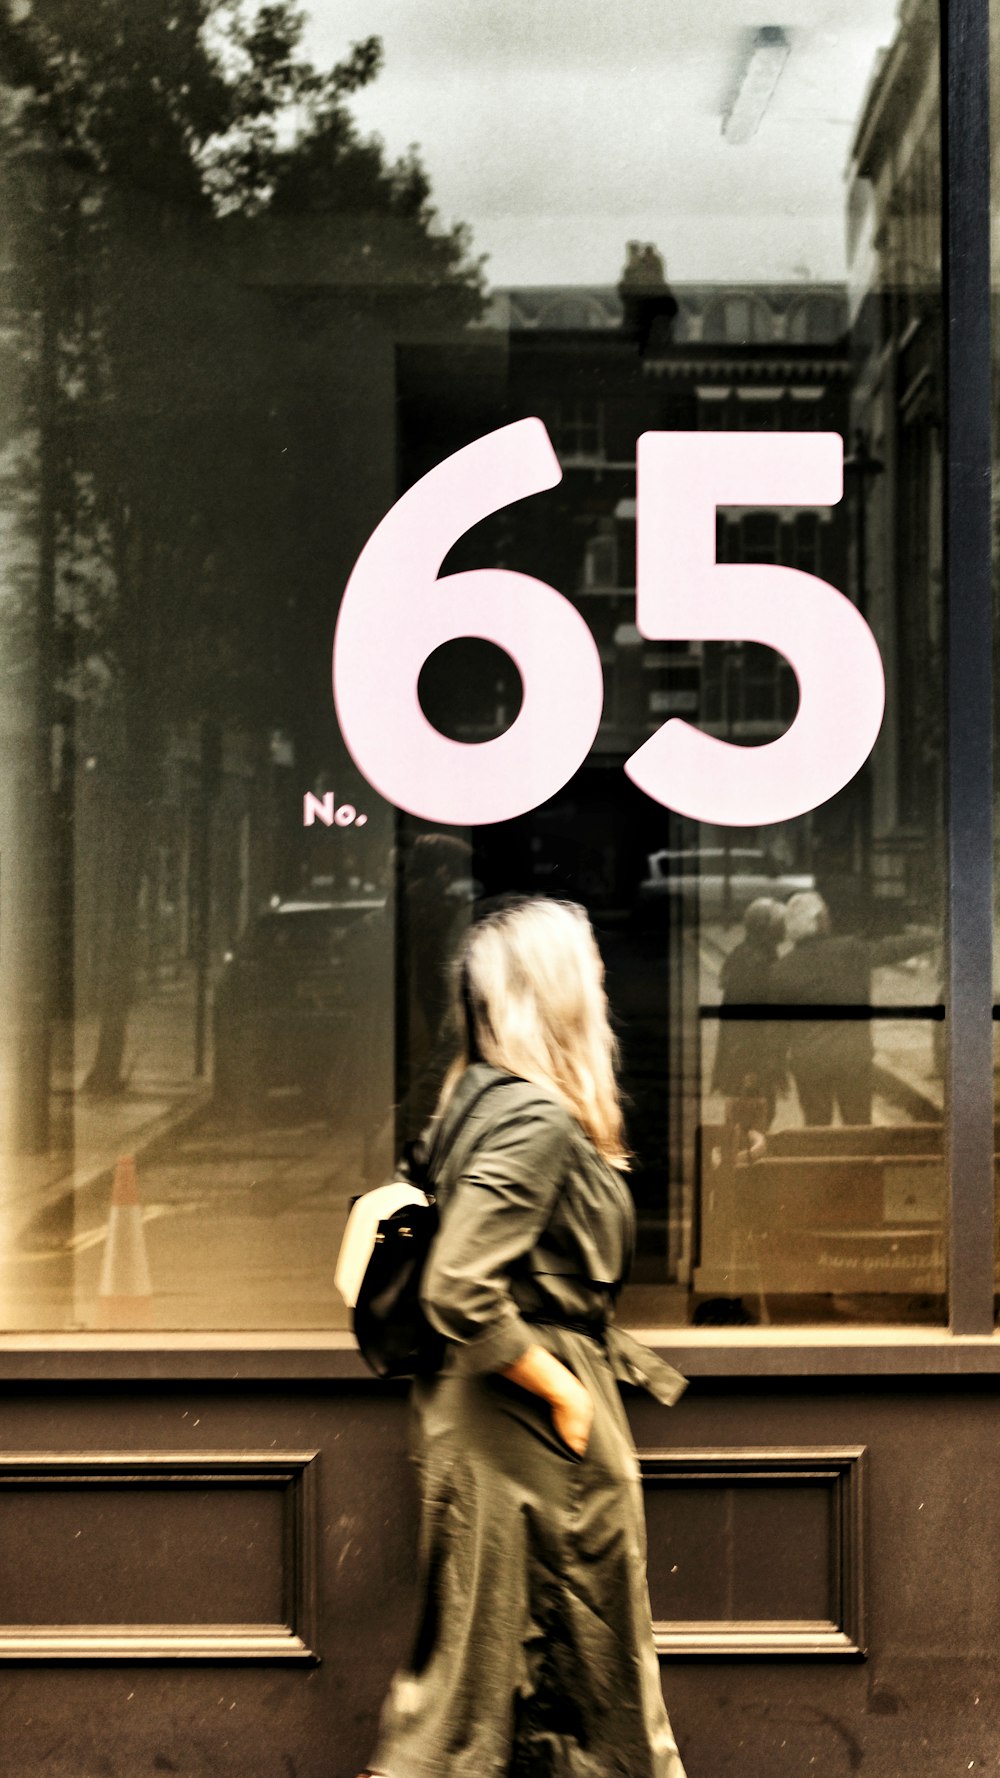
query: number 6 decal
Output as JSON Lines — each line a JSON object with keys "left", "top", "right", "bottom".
{"left": 627, "top": 432, "right": 885, "bottom": 826}
{"left": 333, "top": 418, "right": 604, "bottom": 825}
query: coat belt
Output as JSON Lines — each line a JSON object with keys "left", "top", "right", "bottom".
{"left": 522, "top": 1313, "right": 687, "bottom": 1407}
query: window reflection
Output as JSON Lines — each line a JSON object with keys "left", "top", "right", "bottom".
{"left": 0, "top": 0, "right": 944, "bottom": 1331}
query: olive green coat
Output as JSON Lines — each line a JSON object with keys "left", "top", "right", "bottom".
{"left": 369, "top": 1065, "right": 689, "bottom": 1778}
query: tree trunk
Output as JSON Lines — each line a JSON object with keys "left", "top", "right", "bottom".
{"left": 82, "top": 478, "right": 165, "bottom": 1096}
{"left": 81, "top": 779, "right": 149, "bottom": 1096}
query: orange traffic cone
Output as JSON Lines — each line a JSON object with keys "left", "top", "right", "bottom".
{"left": 97, "top": 1155, "right": 153, "bottom": 1328}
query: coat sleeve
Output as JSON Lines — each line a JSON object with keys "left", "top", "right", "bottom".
{"left": 419, "top": 1094, "right": 572, "bottom": 1375}
{"left": 866, "top": 929, "right": 937, "bottom": 968}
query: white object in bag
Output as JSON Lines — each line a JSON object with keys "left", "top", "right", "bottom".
{"left": 334, "top": 1181, "right": 430, "bottom": 1308}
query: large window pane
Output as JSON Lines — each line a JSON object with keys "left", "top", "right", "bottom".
{"left": 0, "top": 0, "right": 944, "bottom": 1331}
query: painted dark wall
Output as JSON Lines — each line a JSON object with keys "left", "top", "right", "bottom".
{"left": 0, "top": 1374, "right": 996, "bottom": 1777}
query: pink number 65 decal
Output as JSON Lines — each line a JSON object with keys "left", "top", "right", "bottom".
{"left": 333, "top": 418, "right": 604, "bottom": 825}
{"left": 628, "top": 432, "right": 885, "bottom": 826}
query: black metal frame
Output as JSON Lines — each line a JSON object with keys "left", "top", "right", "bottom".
{"left": 943, "top": 0, "right": 994, "bottom": 1334}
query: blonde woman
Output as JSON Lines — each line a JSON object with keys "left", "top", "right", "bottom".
{"left": 360, "top": 897, "right": 689, "bottom": 1778}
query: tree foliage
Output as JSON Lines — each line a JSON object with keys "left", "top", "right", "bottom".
{"left": 0, "top": 0, "right": 483, "bottom": 1091}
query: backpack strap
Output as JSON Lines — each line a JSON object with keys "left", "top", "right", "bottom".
{"left": 422, "top": 1073, "right": 510, "bottom": 1193}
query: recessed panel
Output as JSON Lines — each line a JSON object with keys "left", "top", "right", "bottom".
{"left": 0, "top": 1454, "right": 318, "bottom": 1660}
{"left": 0, "top": 1485, "right": 285, "bottom": 1626}
{"left": 646, "top": 1479, "right": 833, "bottom": 1623}
{"left": 641, "top": 1448, "right": 866, "bottom": 1657}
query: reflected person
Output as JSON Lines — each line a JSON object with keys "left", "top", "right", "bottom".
{"left": 712, "top": 896, "right": 787, "bottom": 1128}
{"left": 772, "top": 891, "right": 934, "bottom": 1126}
{"left": 400, "top": 833, "right": 479, "bottom": 1143}
{"left": 357, "top": 835, "right": 477, "bottom": 1181}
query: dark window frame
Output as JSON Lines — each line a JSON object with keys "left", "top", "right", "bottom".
{"left": 942, "top": 0, "right": 994, "bottom": 1333}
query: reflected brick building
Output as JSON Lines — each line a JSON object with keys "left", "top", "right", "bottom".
{"left": 846, "top": 0, "right": 945, "bottom": 915}
{"left": 399, "top": 249, "right": 853, "bottom": 908}
{"left": 397, "top": 255, "right": 855, "bottom": 1280}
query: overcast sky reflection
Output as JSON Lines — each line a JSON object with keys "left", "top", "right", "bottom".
{"left": 304, "top": 0, "right": 900, "bottom": 289}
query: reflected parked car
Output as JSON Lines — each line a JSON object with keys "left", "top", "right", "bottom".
{"left": 213, "top": 896, "right": 387, "bottom": 1113}
{"left": 638, "top": 847, "right": 814, "bottom": 920}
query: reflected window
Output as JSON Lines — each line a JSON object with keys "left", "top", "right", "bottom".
{"left": 703, "top": 294, "right": 772, "bottom": 344}
{"left": 552, "top": 397, "right": 606, "bottom": 461}
{"left": 581, "top": 525, "right": 618, "bottom": 590}
{"left": 537, "top": 295, "right": 611, "bottom": 330}
{"left": 786, "top": 294, "right": 845, "bottom": 342}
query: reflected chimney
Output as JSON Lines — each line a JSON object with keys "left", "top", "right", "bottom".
{"left": 618, "top": 240, "right": 678, "bottom": 351}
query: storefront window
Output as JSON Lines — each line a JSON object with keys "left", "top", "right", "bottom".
{"left": 0, "top": 0, "right": 946, "bottom": 1332}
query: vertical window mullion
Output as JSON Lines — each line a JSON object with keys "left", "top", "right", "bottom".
{"left": 942, "top": 0, "right": 994, "bottom": 1333}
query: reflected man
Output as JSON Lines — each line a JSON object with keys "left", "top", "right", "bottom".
{"left": 712, "top": 897, "right": 787, "bottom": 1128}
{"left": 772, "top": 891, "right": 933, "bottom": 1126}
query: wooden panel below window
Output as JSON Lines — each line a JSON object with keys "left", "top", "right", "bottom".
{"left": 641, "top": 1446, "right": 866, "bottom": 1657}
{"left": 0, "top": 1452, "right": 318, "bottom": 1660}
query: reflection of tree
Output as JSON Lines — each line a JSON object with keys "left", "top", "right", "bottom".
{"left": 0, "top": 2, "right": 482, "bottom": 1107}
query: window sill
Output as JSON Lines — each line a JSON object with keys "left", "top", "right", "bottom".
{"left": 0, "top": 1326, "right": 999, "bottom": 1382}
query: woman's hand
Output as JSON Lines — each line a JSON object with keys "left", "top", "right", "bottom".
{"left": 500, "top": 1344, "right": 594, "bottom": 1457}
{"left": 550, "top": 1371, "right": 594, "bottom": 1457}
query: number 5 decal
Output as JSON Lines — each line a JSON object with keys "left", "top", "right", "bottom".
{"left": 628, "top": 431, "right": 885, "bottom": 826}
{"left": 333, "top": 418, "right": 603, "bottom": 826}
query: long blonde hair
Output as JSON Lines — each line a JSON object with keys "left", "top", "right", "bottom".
{"left": 437, "top": 897, "right": 629, "bottom": 1168}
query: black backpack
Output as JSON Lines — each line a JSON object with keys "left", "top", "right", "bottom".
{"left": 351, "top": 1078, "right": 503, "bottom": 1379}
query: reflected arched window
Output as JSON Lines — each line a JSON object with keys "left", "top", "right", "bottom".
{"left": 786, "top": 295, "right": 844, "bottom": 342}
{"left": 702, "top": 294, "right": 772, "bottom": 343}
{"left": 537, "top": 296, "right": 609, "bottom": 330}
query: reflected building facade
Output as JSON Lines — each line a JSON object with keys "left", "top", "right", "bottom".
{"left": 847, "top": 0, "right": 945, "bottom": 915}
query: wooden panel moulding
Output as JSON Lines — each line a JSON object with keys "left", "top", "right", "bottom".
{"left": 640, "top": 1446, "right": 867, "bottom": 1658}
{"left": 0, "top": 1451, "right": 319, "bottom": 1661}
